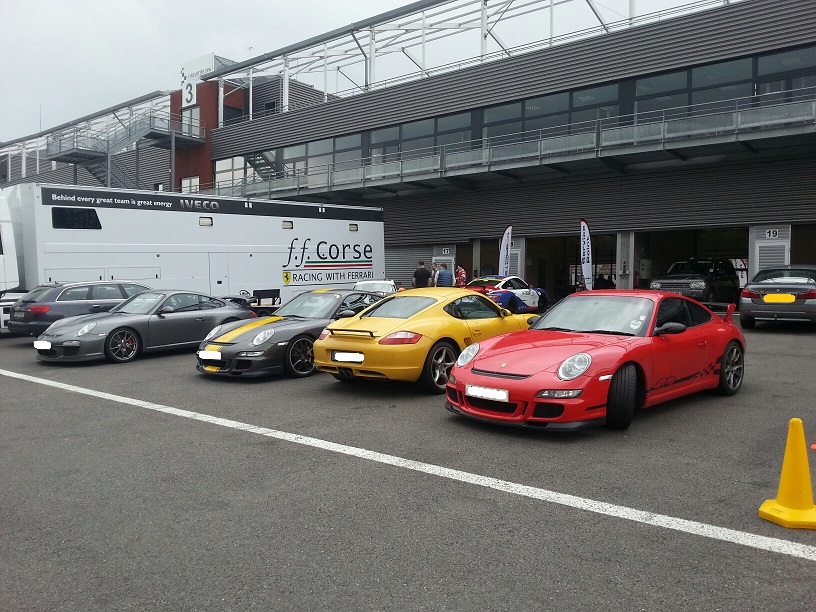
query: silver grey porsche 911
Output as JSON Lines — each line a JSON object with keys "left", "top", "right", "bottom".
{"left": 33, "top": 290, "right": 255, "bottom": 364}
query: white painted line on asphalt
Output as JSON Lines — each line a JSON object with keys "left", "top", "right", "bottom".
{"left": 3, "top": 367, "right": 816, "bottom": 562}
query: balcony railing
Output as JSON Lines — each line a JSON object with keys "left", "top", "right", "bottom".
{"left": 205, "top": 88, "right": 816, "bottom": 198}
{"left": 45, "top": 109, "right": 205, "bottom": 158}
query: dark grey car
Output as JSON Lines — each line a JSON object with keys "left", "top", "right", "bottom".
{"left": 9, "top": 281, "right": 152, "bottom": 336}
{"left": 34, "top": 290, "right": 255, "bottom": 363}
{"left": 649, "top": 257, "right": 740, "bottom": 303}
{"left": 738, "top": 264, "right": 816, "bottom": 329}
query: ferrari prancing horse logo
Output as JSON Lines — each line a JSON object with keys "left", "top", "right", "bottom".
{"left": 283, "top": 272, "right": 291, "bottom": 285}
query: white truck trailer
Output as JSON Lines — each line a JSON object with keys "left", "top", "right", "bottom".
{"left": 0, "top": 183, "right": 384, "bottom": 331}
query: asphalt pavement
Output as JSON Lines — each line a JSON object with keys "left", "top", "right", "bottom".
{"left": 1, "top": 322, "right": 815, "bottom": 611}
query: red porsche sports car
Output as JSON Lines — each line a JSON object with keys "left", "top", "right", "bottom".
{"left": 446, "top": 290, "right": 746, "bottom": 431}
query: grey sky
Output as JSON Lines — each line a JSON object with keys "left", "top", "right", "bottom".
{"left": 0, "top": 0, "right": 417, "bottom": 142}
{"left": 0, "top": 0, "right": 704, "bottom": 144}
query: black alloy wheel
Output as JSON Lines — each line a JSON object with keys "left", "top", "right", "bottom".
{"left": 104, "top": 328, "right": 141, "bottom": 363}
{"left": 284, "top": 335, "right": 315, "bottom": 377}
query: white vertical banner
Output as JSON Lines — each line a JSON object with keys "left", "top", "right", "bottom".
{"left": 580, "top": 219, "right": 593, "bottom": 290}
{"left": 498, "top": 225, "right": 513, "bottom": 276}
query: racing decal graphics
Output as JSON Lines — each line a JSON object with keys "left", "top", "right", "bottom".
{"left": 646, "top": 359, "right": 719, "bottom": 394}
{"left": 206, "top": 317, "right": 283, "bottom": 349}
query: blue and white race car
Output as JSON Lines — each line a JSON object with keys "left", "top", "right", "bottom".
{"left": 465, "top": 275, "right": 549, "bottom": 313}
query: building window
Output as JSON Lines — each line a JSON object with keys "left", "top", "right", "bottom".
{"left": 181, "top": 106, "right": 200, "bottom": 137}
{"left": 181, "top": 176, "right": 199, "bottom": 193}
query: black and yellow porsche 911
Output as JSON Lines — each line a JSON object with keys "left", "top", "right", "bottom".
{"left": 196, "top": 289, "right": 383, "bottom": 378}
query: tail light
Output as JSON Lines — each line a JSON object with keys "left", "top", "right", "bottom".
{"left": 740, "top": 289, "right": 760, "bottom": 299}
{"left": 379, "top": 331, "right": 422, "bottom": 345}
{"left": 249, "top": 311, "right": 258, "bottom": 318}
{"left": 28, "top": 305, "right": 51, "bottom": 315}
{"left": 796, "top": 289, "right": 816, "bottom": 300}
{"left": 318, "top": 328, "right": 331, "bottom": 341}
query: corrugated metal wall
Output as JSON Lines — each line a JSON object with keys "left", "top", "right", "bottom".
{"left": 212, "top": 0, "right": 816, "bottom": 159}
{"left": 379, "top": 158, "right": 816, "bottom": 245}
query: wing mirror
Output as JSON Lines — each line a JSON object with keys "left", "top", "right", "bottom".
{"left": 158, "top": 306, "right": 175, "bottom": 316}
{"left": 335, "top": 309, "right": 356, "bottom": 319}
{"left": 500, "top": 308, "right": 512, "bottom": 317}
{"left": 654, "top": 321, "right": 686, "bottom": 336}
{"left": 527, "top": 315, "right": 541, "bottom": 326}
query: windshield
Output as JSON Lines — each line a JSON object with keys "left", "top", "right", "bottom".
{"left": 531, "top": 295, "right": 655, "bottom": 337}
{"left": 362, "top": 296, "right": 436, "bottom": 319}
{"left": 275, "top": 292, "right": 342, "bottom": 318}
{"left": 19, "top": 286, "right": 54, "bottom": 303}
{"left": 752, "top": 268, "right": 816, "bottom": 284}
{"left": 666, "top": 260, "right": 714, "bottom": 275}
{"left": 112, "top": 291, "right": 167, "bottom": 315}
{"left": 467, "top": 277, "right": 503, "bottom": 288}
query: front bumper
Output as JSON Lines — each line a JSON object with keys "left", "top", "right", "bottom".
{"left": 34, "top": 335, "right": 106, "bottom": 362}
{"left": 444, "top": 370, "right": 609, "bottom": 430}
{"left": 196, "top": 342, "right": 287, "bottom": 376}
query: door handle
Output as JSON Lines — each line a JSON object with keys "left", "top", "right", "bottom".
{"left": 196, "top": 317, "right": 205, "bottom": 321}
{"left": 472, "top": 329, "right": 482, "bottom": 336}
{"left": 699, "top": 340, "right": 708, "bottom": 347}
{"left": 91, "top": 304, "right": 101, "bottom": 309}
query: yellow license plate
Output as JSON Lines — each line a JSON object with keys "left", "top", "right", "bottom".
{"left": 763, "top": 293, "right": 795, "bottom": 303}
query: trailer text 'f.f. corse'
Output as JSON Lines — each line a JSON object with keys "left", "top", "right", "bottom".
{"left": 0, "top": 184, "right": 385, "bottom": 329}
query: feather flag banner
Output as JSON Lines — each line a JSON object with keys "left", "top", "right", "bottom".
{"left": 498, "top": 225, "right": 512, "bottom": 276}
{"left": 580, "top": 219, "right": 593, "bottom": 290}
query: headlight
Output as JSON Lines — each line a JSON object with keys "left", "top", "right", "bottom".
{"left": 204, "top": 325, "right": 222, "bottom": 341}
{"left": 689, "top": 280, "right": 706, "bottom": 289}
{"left": 76, "top": 322, "right": 97, "bottom": 337}
{"left": 252, "top": 328, "right": 275, "bottom": 346}
{"left": 650, "top": 281, "right": 661, "bottom": 289}
{"left": 558, "top": 353, "right": 592, "bottom": 381}
{"left": 456, "top": 343, "right": 480, "bottom": 367}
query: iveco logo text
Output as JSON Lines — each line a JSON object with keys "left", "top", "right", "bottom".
{"left": 180, "top": 199, "right": 221, "bottom": 211}
{"left": 283, "top": 238, "right": 374, "bottom": 268}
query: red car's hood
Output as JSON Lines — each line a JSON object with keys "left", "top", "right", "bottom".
{"left": 469, "top": 330, "right": 637, "bottom": 376}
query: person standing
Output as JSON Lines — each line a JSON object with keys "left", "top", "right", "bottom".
{"left": 412, "top": 260, "right": 432, "bottom": 288}
{"left": 429, "top": 262, "right": 439, "bottom": 287}
{"left": 436, "top": 263, "right": 454, "bottom": 287}
{"left": 455, "top": 265, "right": 467, "bottom": 288}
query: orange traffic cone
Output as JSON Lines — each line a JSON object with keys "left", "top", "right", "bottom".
{"left": 759, "top": 418, "right": 816, "bottom": 529}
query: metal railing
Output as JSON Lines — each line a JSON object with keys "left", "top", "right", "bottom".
{"left": 45, "top": 109, "right": 205, "bottom": 158}
{"left": 204, "top": 88, "right": 815, "bottom": 198}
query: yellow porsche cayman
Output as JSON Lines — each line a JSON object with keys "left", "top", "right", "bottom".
{"left": 314, "top": 287, "right": 536, "bottom": 393}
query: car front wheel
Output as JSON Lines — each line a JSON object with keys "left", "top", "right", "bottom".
{"left": 718, "top": 341, "right": 744, "bottom": 396}
{"left": 606, "top": 363, "right": 637, "bottom": 430}
{"left": 420, "top": 341, "right": 457, "bottom": 394}
{"left": 104, "top": 328, "right": 141, "bottom": 363}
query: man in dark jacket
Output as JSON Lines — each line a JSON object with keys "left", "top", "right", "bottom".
{"left": 412, "top": 260, "right": 432, "bottom": 288}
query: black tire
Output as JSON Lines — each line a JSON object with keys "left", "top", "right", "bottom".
{"left": 507, "top": 297, "right": 520, "bottom": 314}
{"left": 420, "top": 341, "right": 458, "bottom": 394}
{"left": 284, "top": 335, "right": 315, "bottom": 377}
{"left": 104, "top": 328, "right": 141, "bottom": 363}
{"left": 606, "top": 363, "right": 637, "bottom": 430}
{"left": 718, "top": 341, "right": 744, "bottom": 396}
{"left": 537, "top": 293, "right": 549, "bottom": 312}
{"left": 739, "top": 316, "right": 755, "bottom": 330}
{"left": 704, "top": 288, "right": 715, "bottom": 303}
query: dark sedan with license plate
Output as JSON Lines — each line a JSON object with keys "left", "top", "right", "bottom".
{"left": 196, "top": 289, "right": 383, "bottom": 378}
{"left": 33, "top": 290, "right": 255, "bottom": 363}
{"left": 738, "top": 265, "right": 816, "bottom": 329}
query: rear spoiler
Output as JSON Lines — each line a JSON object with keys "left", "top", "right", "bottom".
{"left": 704, "top": 301, "right": 736, "bottom": 324}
